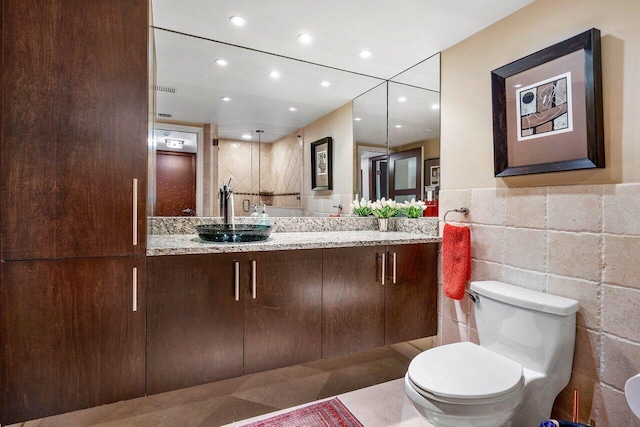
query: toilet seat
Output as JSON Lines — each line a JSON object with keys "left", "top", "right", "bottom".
{"left": 407, "top": 342, "right": 524, "bottom": 405}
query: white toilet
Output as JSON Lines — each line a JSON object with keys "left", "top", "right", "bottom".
{"left": 405, "top": 280, "right": 579, "bottom": 427}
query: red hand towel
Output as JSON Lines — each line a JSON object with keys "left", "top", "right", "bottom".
{"left": 442, "top": 223, "right": 471, "bottom": 300}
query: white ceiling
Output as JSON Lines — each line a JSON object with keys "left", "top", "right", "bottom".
{"left": 151, "top": 0, "right": 533, "bottom": 143}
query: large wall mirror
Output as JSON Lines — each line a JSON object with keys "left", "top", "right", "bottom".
{"left": 354, "top": 54, "right": 440, "bottom": 207}
{"left": 149, "top": 27, "right": 440, "bottom": 217}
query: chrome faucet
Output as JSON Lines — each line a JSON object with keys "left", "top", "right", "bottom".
{"left": 219, "top": 178, "right": 235, "bottom": 225}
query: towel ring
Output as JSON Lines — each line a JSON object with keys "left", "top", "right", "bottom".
{"left": 443, "top": 207, "right": 469, "bottom": 223}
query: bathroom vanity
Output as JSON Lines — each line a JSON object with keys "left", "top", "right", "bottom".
{"left": 146, "top": 229, "right": 439, "bottom": 395}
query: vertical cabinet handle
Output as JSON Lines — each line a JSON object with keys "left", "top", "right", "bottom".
{"left": 393, "top": 252, "right": 397, "bottom": 284}
{"left": 132, "top": 267, "right": 138, "bottom": 312}
{"left": 381, "top": 252, "right": 386, "bottom": 285}
{"left": 132, "top": 178, "right": 138, "bottom": 246}
{"left": 234, "top": 261, "right": 240, "bottom": 301}
{"left": 251, "top": 260, "right": 257, "bottom": 299}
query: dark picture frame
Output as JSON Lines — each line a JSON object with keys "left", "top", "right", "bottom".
{"left": 491, "top": 28, "right": 604, "bottom": 177}
{"left": 311, "top": 137, "right": 332, "bottom": 190}
{"left": 424, "top": 157, "right": 440, "bottom": 188}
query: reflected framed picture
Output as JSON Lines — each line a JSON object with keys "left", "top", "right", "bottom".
{"left": 424, "top": 157, "right": 440, "bottom": 188}
{"left": 311, "top": 137, "right": 332, "bottom": 190}
{"left": 491, "top": 28, "right": 604, "bottom": 177}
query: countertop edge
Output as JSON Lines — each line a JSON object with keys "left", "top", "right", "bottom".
{"left": 146, "top": 231, "right": 441, "bottom": 256}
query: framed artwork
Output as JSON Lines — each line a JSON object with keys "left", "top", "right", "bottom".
{"left": 424, "top": 158, "right": 440, "bottom": 187}
{"left": 491, "top": 28, "right": 604, "bottom": 177}
{"left": 311, "top": 137, "right": 332, "bottom": 190}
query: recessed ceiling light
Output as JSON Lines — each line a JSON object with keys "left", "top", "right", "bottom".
{"left": 359, "top": 50, "right": 373, "bottom": 58}
{"left": 269, "top": 70, "right": 281, "bottom": 78}
{"left": 432, "top": 104, "right": 440, "bottom": 110}
{"left": 320, "top": 81, "right": 330, "bottom": 87}
{"left": 394, "top": 125, "right": 403, "bottom": 128}
{"left": 215, "top": 58, "right": 228, "bottom": 66}
{"left": 288, "top": 107, "right": 297, "bottom": 112}
{"left": 241, "top": 134, "right": 252, "bottom": 140}
{"left": 354, "top": 117, "right": 362, "bottom": 121}
{"left": 221, "top": 96, "right": 231, "bottom": 102}
{"left": 397, "top": 96, "right": 407, "bottom": 102}
{"left": 229, "top": 16, "right": 246, "bottom": 26}
{"left": 514, "top": 84, "right": 523, "bottom": 88}
{"left": 298, "top": 33, "right": 313, "bottom": 44}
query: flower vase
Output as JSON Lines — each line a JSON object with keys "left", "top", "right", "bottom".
{"left": 378, "top": 218, "right": 389, "bottom": 232}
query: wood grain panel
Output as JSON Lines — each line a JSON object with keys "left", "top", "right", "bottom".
{"left": 0, "top": 0, "right": 148, "bottom": 260}
{"left": 385, "top": 243, "right": 438, "bottom": 344}
{"left": 0, "top": 257, "right": 146, "bottom": 424}
{"left": 244, "top": 249, "right": 322, "bottom": 374}
{"left": 322, "top": 246, "right": 385, "bottom": 358}
{"left": 146, "top": 254, "right": 244, "bottom": 395}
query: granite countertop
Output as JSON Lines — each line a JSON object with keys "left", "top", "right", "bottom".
{"left": 147, "top": 231, "right": 441, "bottom": 256}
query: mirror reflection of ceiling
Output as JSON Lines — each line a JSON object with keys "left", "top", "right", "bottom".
{"left": 155, "top": 29, "right": 384, "bottom": 142}
{"left": 151, "top": 0, "right": 533, "bottom": 79}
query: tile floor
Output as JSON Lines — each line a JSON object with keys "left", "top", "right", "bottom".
{"left": 10, "top": 339, "right": 433, "bottom": 427}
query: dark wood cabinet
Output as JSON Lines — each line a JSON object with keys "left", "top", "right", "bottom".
{"left": 0, "top": 0, "right": 148, "bottom": 261}
{"left": 322, "top": 246, "right": 385, "bottom": 358}
{"left": 384, "top": 243, "right": 438, "bottom": 345}
{"left": 244, "top": 250, "right": 323, "bottom": 374}
{"left": 146, "top": 254, "right": 245, "bottom": 394}
{"left": 0, "top": 257, "right": 146, "bottom": 425}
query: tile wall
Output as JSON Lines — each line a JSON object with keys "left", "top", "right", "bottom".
{"left": 438, "top": 184, "right": 640, "bottom": 426}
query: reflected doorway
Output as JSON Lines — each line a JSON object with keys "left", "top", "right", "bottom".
{"left": 389, "top": 147, "right": 422, "bottom": 202}
{"left": 156, "top": 151, "right": 196, "bottom": 216}
{"left": 369, "top": 155, "right": 388, "bottom": 200}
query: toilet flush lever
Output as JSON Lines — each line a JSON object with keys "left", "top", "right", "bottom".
{"left": 467, "top": 291, "right": 479, "bottom": 303}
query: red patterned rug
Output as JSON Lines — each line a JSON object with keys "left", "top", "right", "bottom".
{"left": 240, "top": 397, "right": 363, "bottom": 427}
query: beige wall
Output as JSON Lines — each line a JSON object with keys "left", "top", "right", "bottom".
{"left": 441, "top": 0, "right": 640, "bottom": 190}
{"left": 439, "top": 0, "right": 640, "bottom": 424}
{"left": 302, "top": 101, "right": 355, "bottom": 216}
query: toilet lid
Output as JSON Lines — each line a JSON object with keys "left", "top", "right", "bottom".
{"left": 408, "top": 342, "right": 523, "bottom": 400}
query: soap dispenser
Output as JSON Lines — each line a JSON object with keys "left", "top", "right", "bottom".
{"left": 258, "top": 204, "right": 270, "bottom": 226}
{"left": 250, "top": 205, "right": 260, "bottom": 218}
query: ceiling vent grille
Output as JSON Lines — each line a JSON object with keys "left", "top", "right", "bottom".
{"left": 155, "top": 85, "right": 178, "bottom": 94}
{"left": 157, "top": 113, "right": 172, "bottom": 118}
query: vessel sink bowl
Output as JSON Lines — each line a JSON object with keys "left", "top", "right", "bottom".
{"left": 195, "top": 224, "right": 272, "bottom": 243}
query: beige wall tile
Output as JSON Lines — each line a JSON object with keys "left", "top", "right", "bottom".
{"left": 547, "top": 231, "right": 602, "bottom": 282}
{"left": 439, "top": 190, "right": 471, "bottom": 224}
{"left": 603, "top": 184, "right": 640, "bottom": 236}
{"left": 502, "top": 266, "right": 546, "bottom": 291}
{"left": 548, "top": 185, "right": 602, "bottom": 232}
{"left": 573, "top": 326, "right": 600, "bottom": 381}
{"left": 602, "top": 333, "right": 640, "bottom": 391}
{"left": 505, "top": 187, "right": 546, "bottom": 229}
{"left": 603, "top": 285, "right": 640, "bottom": 342}
{"left": 469, "top": 188, "right": 505, "bottom": 225}
{"left": 595, "top": 384, "right": 640, "bottom": 427}
{"left": 469, "top": 327, "right": 479, "bottom": 345}
{"left": 470, "top": 224, "right": 503, "bottom": 263}
{"left": 439, "top": 316, "right": 468, "bottom": 346}
{"left": 441, "top": 291, "right": 471, "bottom": 325}
{"left": 470, "top": 259, "right": 502, "bottom": 282}
{"left": 554, "top": 372, "right": 597, "bottom": 425}
{"left": 547, "top": 275, "right": 600, "bottom": 330}
{"left": 504, "top": 228, "right": 546, "bottom": 272}
{"left": 604, "top": 235, "right": 640, "bottom": 289}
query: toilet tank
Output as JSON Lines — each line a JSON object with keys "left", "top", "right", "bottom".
{"left": 470, "top": 281, "right": 579, "bottom": 375}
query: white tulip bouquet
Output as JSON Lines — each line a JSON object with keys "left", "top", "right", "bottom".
{"left": 370, "top": 198, "right": 399, "bottom": 218}
{"left": 351, "top": 198, "right": 373, "bottom": 216}
{"left": 399, "top": 198, "right": 427, "bottom": 218}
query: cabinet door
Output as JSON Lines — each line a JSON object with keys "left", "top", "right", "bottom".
{"left": 146, "top": 254, "right": 244, "bottom": 395}
{"left": 322, "top": 246, "right": 385, "bottom": 358}
{"left": 0, "top": 0, "right": 147, "bottom": 260}
{"left": 0, "top": 257, "right": 145, "bottom": 425}
{"left": 385, "top": 243, "right": 438, "bottom": 345}
{"left": 244, "top": 250, "right": 322, "bottom": 374}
